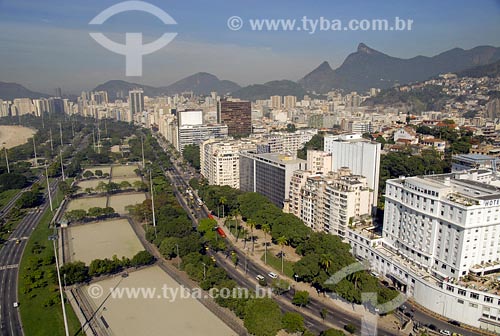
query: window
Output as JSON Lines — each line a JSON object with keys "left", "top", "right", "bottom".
{"left": 470, "top": 292, "right": 479, "bottom": 300}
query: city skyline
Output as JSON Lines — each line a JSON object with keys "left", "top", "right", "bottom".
{"left": 0, "top": 0, "right": 499, "bottom": 93}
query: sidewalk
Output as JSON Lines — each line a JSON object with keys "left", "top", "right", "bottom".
{"left": 217, "top": 215, "right": 405, "bottom": 335}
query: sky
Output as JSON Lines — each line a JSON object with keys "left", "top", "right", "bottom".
{"left": 0, "top": 0, "right": 499, "bottom": 94}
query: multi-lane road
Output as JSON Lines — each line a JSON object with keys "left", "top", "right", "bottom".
{"left": 0, "top": 179, "right": 59, "bottom": 336}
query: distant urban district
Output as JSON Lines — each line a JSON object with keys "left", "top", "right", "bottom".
{"left": 0, "top": 44, "right": 500, "bottom": 336}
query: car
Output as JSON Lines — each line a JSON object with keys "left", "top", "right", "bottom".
{"left": 15, "top": 239, "right": 20, "bottom": 244}
{"left": 268, "top": 272, "right": 278, "bottom": 279}
{"left": 439, "top": 330, "right": 451, "bottom": 336}
{"left": 12, "top": 302, "right": 19, "bottom": 308}
{"left": 427, "top": 324, "right": 437, "bottom": 331}
{"left": 255, "top": 275, "right": 265, "bottom": 281}
{"left": 448, "top": 320, "right": 461, "bottom": 327}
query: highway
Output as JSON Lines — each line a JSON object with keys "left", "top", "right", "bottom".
{"left": 0, "top": 179, "right": 60, "bottom": 336}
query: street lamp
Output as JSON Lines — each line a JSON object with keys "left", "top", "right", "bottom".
{"left": 49, "top": 234, "right": 69, "bottom": 336}
{"left": 3, "top": 143, "right": 10, "bottom": 174}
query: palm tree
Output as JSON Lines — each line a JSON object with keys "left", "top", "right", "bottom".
{"left": 320, "top": 254, "right": 333, "bottom": 273}
{"left": 262, "top": 223, "right": 270, "bottom": 264}
{"left": 277, "top": 236, "right": 287, "bottom": 274}
{"left": 347, "top": 271, "right": 362, "bottom": 290}
{"left": 232, "top": 209, "right": 240, "bottom": 238}
{"left": 219, "top": 196, "right": 227, "bottom": 218}
{"left": 247, "top": 219, "right": 256, "bottom": 253}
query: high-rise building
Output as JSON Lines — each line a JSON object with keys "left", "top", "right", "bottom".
{"left": 383, "top": 171, "right": 500, "bottom": 279}
{"left": 270, "top": 95, "right": 282, "bottom": 109}
{"left": 217, "top": 99, "right": 252, "bottom": 137}
{"left": 324, "top": 133, "right": 381, "bottom": 210}
{"left": 129, "top": 89, "right": 144, "bottom": 121}
{"left": 178, "top": 110, "right": 203, "bottom": 127}
{"left": 12, "top": 98, "right": 34, "bottom": 116}
{"left": 177, "top": 124, "right": 228, "bottom": 152}
{"left": 239, "top": 151, "right": 306, "bottom": 208}
{"left": 283, "top": 95, "right": 297, "bottom": 109}
{"left": 201, "top": 138, "right": 257, "bottom": 189}
{"left": 293, "top": 169, "right": 371, "bottom": 235}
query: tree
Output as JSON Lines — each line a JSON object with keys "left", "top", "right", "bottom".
{"left": 262, "top": 223, "right": 270, "bottom": 264}
{"left": 0, "top": 173, "right": 28, "bottom": 191}
{"left": 60, "top": 261, "right": 89, "bottom": 285}
{"left": 130, "top": 250, "right": 155, "bottom": 267}
{"left": 83, "top": 170, "right": 94, "bottom": 179}
{"left": 320, "top": 308, "right": 328, "bottom": 321}
{"left": 219, "top": 196, "right": 227, "bottom": 218}
{"left": 344, "top": 324, "right": 356, "bottom": 334}
{"left": 119, "top": 180, "right": 132, "bottom": 190}
{"left": 247, "top": 219, "right": 256, "bottom": 253}
{"left": 94, "top": 169, "right": 103, "bottom": 177}
{"left": 243, "top": 298, "right": 282, "bottom": 336}
{"left": 286, "top": 123, "right": 296, "bottom": 133}
{"left": 292, "top": 290, "right": 310, "bottom": 307}
{"left": 16, "top": 190, "right": 42, "bottom": 208}
{"left": 277, "top": 236, "right": 287, "bottom": 274}
{"left": 282, "top": 312, "right": 305, "bottom": 333}
{"left": 182, "top": 144, "right": 200, "bottom": 170}
{"left": 320, "top": 253, "right": 333, "bottom": 272}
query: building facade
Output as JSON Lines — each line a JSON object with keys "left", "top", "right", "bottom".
{"left": 217, "top": 99, "right": 252, "bottom": 137}
{"left": 239, "top": 151, "right": 306, "bottom": 208}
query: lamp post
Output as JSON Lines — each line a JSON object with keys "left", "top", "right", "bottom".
{"left": 49, "top": 234, "right": 69, "bottom": 336}
{"left": 45, "top": 162, "right": 53, "bottom": 212}
{"left": 3, "top": 145, "right": 10, "bottom": 174}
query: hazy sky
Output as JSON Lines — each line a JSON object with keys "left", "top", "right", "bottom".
{"left": 0, "top": 0, "right": 499, "bottom": 94}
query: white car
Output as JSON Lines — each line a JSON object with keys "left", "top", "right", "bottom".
{"left": 268, "top": 272, "right": 278, "bottom": 279}
{"left": 255, "top": 275, "right": 265, "bottom": 282}
{"left": 439, "top": 330, "right": 451, "bottom": 336}
{"left": 13, "top": 302, "right": 19, "bottom": 308}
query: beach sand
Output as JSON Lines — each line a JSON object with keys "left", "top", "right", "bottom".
{"left": 0, "top": 125, "right": 36, "bottom": 149}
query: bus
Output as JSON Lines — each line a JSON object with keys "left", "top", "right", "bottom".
{"left": 216, "top": 227, "right": 226, "bottom": 238}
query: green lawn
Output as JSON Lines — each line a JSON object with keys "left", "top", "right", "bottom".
{"left": 18, "top": 187, "right": 82, "bottom": 336}
{"left": 0, "top": 189, "right": 20, "bottom": 208}
{"left": 0, "top": 207, "right": 25, "bottom": 241}
{"left": 261, "top": 251, "right": 295, "bottom": 278}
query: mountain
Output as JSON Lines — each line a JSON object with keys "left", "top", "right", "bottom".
{"left": 160, "top": 72, "right": 240, "bottom": 96}
{"left": 0, "top": 82, "right": 48, "bottom": 100}
{"left": 299, "top": 43, "right": 500, "bottom": 93}
{"left": 230, "top": 80, "right": 309, "bottom": 101}
{"left": 93, "top": 73, "right": 240, "bottom": 101}
{"left": 457, "top": 59, "right": 500, "bottom": 78}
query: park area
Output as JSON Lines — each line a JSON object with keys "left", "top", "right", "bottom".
{"left": 82, "top": 266, "right": 236, "bottom": 336}
{"left": 66, "top": 218, "right": 144, "bottom": 264}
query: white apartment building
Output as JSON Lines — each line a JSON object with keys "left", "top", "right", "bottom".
{"left": 177, "top": 124, "right": 228, "bottom": 152}
{"left": 255, "top": 129, "right": 318, "bottom": 154}
{"left": 290, "top": 168, "right": 371, "bottom": 236}
{"left": 201, "top": 138, "right": 257, "bottom": 189}
{"left": 344, "top": 170, "right": 500, "bottom": 333}
{"left": 383, "top": 170, "right": 500, "bottom": 279}
{"left": 324, "top": 133, "right": 381, "bottom": 211}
